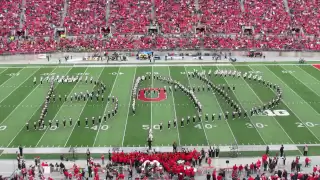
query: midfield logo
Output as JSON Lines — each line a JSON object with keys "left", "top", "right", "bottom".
{"left": 137, "top": 88, "right": 167, "bottom": 102}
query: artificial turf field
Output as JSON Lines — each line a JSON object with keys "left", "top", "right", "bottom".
{"left": 1, "top": 64, "right": 320, "bottom": 150}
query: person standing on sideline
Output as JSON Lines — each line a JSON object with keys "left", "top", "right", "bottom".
{"left": 303, "top": 145, "right": 308, "bottom": 156}
{"left": 283, "top": 154, "right": 286, "bottom": 165}
{"left": 266, "top": 145, "right": 269, "bottom": 155}
{"left": 19, "top": 145, "right": 23, "bottom": 156}
{"left": 101, "top": 154, "right": 105, "bottom": 165}
{"left": 280, "top": 145, "right": 284, "bottom": 157}
{"left": 173, "top": 142, "right": 177, "bottom": 153}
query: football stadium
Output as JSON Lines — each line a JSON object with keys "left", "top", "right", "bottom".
{"left": 0, "top": 0, "right": 320, "bottom": 179}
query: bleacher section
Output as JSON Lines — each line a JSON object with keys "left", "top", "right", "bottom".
{"left": 0, "top": 0, "right": 319, "bottom": 54}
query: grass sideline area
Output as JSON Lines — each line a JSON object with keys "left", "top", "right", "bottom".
{"left": 0, "top": 64, "right": 320, "bottom": 158}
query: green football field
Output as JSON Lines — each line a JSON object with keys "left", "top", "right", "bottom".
{"left": 0, "top": 64, "right": 320, "bottom": 149}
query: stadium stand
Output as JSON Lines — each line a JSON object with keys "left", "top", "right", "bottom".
{"left": 243, "top": 0, "right": 291, "bottom": 35}
{"left": 64, "top": 0, "right": 107, "bottom": 35}
{"left": 108, "top": 0, "right": 151, "bottom": 34}
{"left": 23, "top": 0, "right": 64, "bottom": 37}
{"left": 0, "top": 0, "right": 23, "bottom": 37}
{"left": 155, "top": 0, "right": 197, "bottom": 34}
{"left": 0, "top": 0, "right": 319, "bottom": 53}
{"left": 199, "top": 0, "right": 243, "bottom": 33}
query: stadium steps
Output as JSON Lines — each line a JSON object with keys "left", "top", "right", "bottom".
{"left": 151, "top": 0, "right": 155, "bottom": 21}
{"left": 19, "top": 0, "right": 27, "bottom": 29}
{"left": 282, "top": 0, "right": 290, "bottom": 13}
{"left": 105, "top": 0, "right": 111, "bottom": 26}
{"left": 240, "top": 0, "right": 245, "bottom": 13}
{"left": 60, "top": 0, "right": 69, "bottom": 27}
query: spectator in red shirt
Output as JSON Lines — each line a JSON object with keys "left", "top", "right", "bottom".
{"left": 239, "top": 164, "right": 243, "bottom": 174}
{"left": 101, "top": 154, "right": 105, "bottom": 165}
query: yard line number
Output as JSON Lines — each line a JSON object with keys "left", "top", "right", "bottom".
{"left": 0, "top": 126, "right": 7, "bottom": 131}
{"left": 146, "top": 72, "right": 159, "bottom": 75}
{"left": 246, "top": 123, "right": 266, "bottom": 129}
{"left": 248, "top": 71, "right": 262, "bottom": 74}
{"left": 282, "top": 70, "right": 295, "bottom": 74}
{"left": 7, "top": 73, "right": 20, "bottom": 77}
{"left": 296, "top": 122, "right": 319, "bottom": 128}
{"left": 143, "top": 124, "right": 216, "bottom": 130}
{"left": 263, "top": 110, "right": 290, "bottom": 116}
{"left": 37, "top": 125, "right": 109, "bottom": 131}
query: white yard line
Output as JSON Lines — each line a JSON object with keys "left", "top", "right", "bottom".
{"left": 0, "top": 68, "right": 24, "bottom": 89}
{"left": 216, "top": 66, "right": 267, "bottom": 145}
{"left": 151, "top": 66, "right": 154, "bottom": 129}
{"left": 183, "top": 66, "right": 210, "bottom": 146}
{"left": 261, "top": 65, "right": 320, "bottom": 143}
{"left": 35, "top": 67, "right": 89, "bottom": 147}
{"left": 0, "top": 67, "right": 57, "bottom": 127}
{"left": 200, "top": 66, "right": 238, "bottom": 145}
{"left": 296, "top": 65, "right": 320, "bottom": 84}
{"left": 0, "top": 68, "right": 8, "bottom": 75}
{"left": 0, "top": 67, "right": 35, "bottom": 104}
{"left": 167, "top": 66, "right": 181, "bottom": 146}
{"left": 4, "top": 67, "right": 58, "bottom": 147}
{"left": 283, "top": 65, "right": 320, "bottom": 97}
{"left": 63, "top": 68, "right": 105, "bottom": 147}
{"left": 121, "top": 67, "right": 137, "bottom": 146}
{"left": 92, "top": 67, "right": 121, "bottom": 147}
{"left": 240, "top": 66, "right": 295, "bottom": 144}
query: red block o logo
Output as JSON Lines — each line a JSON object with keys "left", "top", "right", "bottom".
{"left": 137, "top": 88, "right": 167, "bottom": 102}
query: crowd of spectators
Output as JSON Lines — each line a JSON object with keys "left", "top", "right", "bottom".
{"left": 23, "top": 0, "right": 64, "bottom": 37}
{"left": 0, "top": 0, "right": 320, "bottom": 54}
{"left": 63, "top": 0, "right": 107, "bottom": 36}
{"left": 108, "top": 0, "right": 151, "bottom": 34}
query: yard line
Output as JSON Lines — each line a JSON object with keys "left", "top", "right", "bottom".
{"left": 167, "top": 66, "right": 181, "bottom": 146}
{"left": 183, "top": 66, "right": 210, "bottom": 146}
{"left": 297, "top": 65, "right": 320, "bottom": 84}
{"left": 0, "top": 68, "right": 8, "bottom": 75}
{"left": 35, "top": 67, "right": 89, "bottom": 147}
{"left": 0, "top": 67, "right": 35, "bottom": 104}
{"left": 261, "top": 65, "right": 320, "bottom": 142}
{"left": 285, "top": 65, "right": 320, "bottom": 97}
{"left": 0, "top": 68, "right": 24, "bottom": 88}
{"left": 64, "top": 67, "right": 105, "bottom": 147}
{"left": 6, "top": 104, "right": 44, "bottom": 147}
{"left": 200, "top": 66, "right": 238, "bottom": 145}
{"left": 92, "top": 67, "right": 121, "bottom": 146}
{"left": 0, "top": 67, "right": 57, "bottom": 127}
{"left": 241, "top": 66, "right": 296, "bottom": 144}
{"left": 216, "top": 66, "right": 267, "bottom": 145}
{"left": 121, "top": 67, "right": 137, "bottom": 146}
{"left": 151, "top": 66, "right": 154, "bottom": 129}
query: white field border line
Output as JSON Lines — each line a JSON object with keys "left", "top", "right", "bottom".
{"left": 4, "top": 67, "right": 59, "bottom": 147}
{"left": 92, "top": 67, "right": 121, "bottom": 147}
{"left": 0, "top": 67, "right": 57, "bottom": 127}
{"left": 0, "top": 68, "right": 24, "bottom": 89}
{"left": 216, "top": 66, "right": 267, "bottom": 145}
{"left": 35, "top": 67, "right": 89, "bottom": 147}
{"left": 183, "top": 66, "right": 210, "bottom": 146}
{"left": 121, "top": 67, "right": 137, "bottom": 146}
{"left": 297, "top": 65, "right": 320, "bottom": 87}
{"left": 200, "top": 66, "right": 238, "bottom": 145}
{"left": 65, "top": 67, "right": 105, "bottom": 147}
{"left": 167, "top": 66, "right": 181, "bottom": 146}
{"left": 240, "top": 66, "right": 296, "bottom": 145}
{"left": 261, "top": 65, "right": 320, "bottom": 142}
{"left": 311, "top": 64, "right": 320, "bottom": 71}
{"left": 0, "top": 67, "right": 34, "bottom": 104}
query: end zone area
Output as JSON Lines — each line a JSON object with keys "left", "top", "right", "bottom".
{"left": 0, "top": 64, "right": 320, "bottom": 154}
